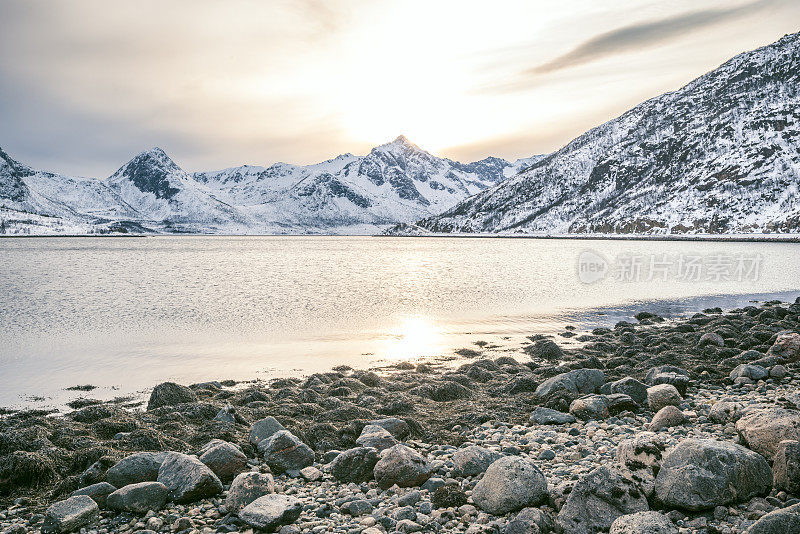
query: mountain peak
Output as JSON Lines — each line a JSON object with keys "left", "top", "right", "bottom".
{"left": 110, "top": 147, "right": 185, "bottom": 200}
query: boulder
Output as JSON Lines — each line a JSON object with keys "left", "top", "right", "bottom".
{"left": 649, "top": 406, "right": 686, "bottom": 431}
{"left": 610, "top": 511, "right": 678, "bottom": 534}
{"left": 239, "top": 494, "right": 302, "bottom": 532}
{"left": 699, "top": 332, "right": 725, "bottom": 348}
{"left": 608, "top": 377, "right": 648, "bottom": 406}
{"left": 369, "top": 417, "right": 411, "bottom": 439}
{"left": 373, "top": 444, "right": 432, "bottom": 489}
{"left": 249, "top": 417, "right": 286, "bottom": 447}
{"left": 654, "top": 439, "right": 772, "bottom": 511}
{"left": 526, "top": 339, "right": 564, "bottom": 360}
{"left": 356, "top": 425, "right": 398, "bottom": 451}
{"left": 535, "top": 369, "right": 604, "bottom": 398}
{"left": 616, "top": 433, "right": 667, "bottom": 473}
{"left": 225, "top": 471, "right": 275, "bottom": 514}
{"left": 420, "top": 381, "right": 471, "bottom": 401}
{"left": 105, "top": 452, "right": 167, "bottom": 488}
{"left": 258, "top": 430, "right": 314, "bottom": 474}
{"left": 645, "top": 366, "right": 689, "bottom": 396}
{"left": 107, "top": 481, "right": 168, "bottom": 514}
{"left": 472, "top": 457, "right": 548, "bottom": 515}
{"left": 452, "top": 446, "right": 502, "bottom": 477}
{"left": 529, "top": 407, "right": 576, "bottom": 425}
{"left": 736, "top": 408, "right": 800, "bottom": 458}
{"left": 772, "top": 440, "right": 800, "bottom": 494}
{"left": 505, "top": 507, "right": 554, "bottom": 534}
{"left": 70, "top": 482, "right": 117, "bottom": 508}
{"left": 146, "top": 382, "right": 197, "bottom": 411}
{"left": 556, "top": 466, "right": 648, "bottom": 534}
{"left": 709, "top": 401, "right": 743, "bottom": 424}
{"left": 745, "top": 502, "right": 800, "bottom": 534}
{"left": 157, "top": 453, "right": 223, "bottom": 503}
{"left": 607, "top": 393, "right": 639, "bottom": 414}
{"left": 198, "top": 440, "right": 248, "bottom": 483}
{"left": 330, "top": 447, "right": 379, "bottom": 483}
{"left": 41, "top": 495, "right": 99, "bottom": 534}
{"left": 730, "top": 364, "right": 769, "bottom": 382}
{"left": 569, "top": 394, "right": 609, "bottom": 420}
{"left": 647, "top": 384, "right": 682, "bottom": 413}
{"left": 767, "top": 332, "right": 800, "bottom": 362}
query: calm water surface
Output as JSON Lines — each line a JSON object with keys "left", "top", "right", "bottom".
{"left": 1, "top": 236, "right": 799, "bottom": 408}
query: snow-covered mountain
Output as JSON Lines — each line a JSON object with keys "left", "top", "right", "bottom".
{"left": 397, "top": 32, "right": 800, "bottom": 236}
{"left": 0, "top": 137, "right": 538, "bottom": 234}
{"left": 194, "top": 136, "right": 539, "bottom": 232}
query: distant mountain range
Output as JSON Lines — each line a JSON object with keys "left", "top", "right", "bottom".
{"left": 0, "top": 136, "right": 540, "bottom": 234}
{"left": 392, "top": 31, "right": 800, "bottom": 236}
{"left": 3, "top": 32, "right": 799, "bottom": 236}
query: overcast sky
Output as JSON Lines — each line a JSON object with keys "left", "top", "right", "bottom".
{"left": 0, "top": 0, "right": 798, "bottom": 177}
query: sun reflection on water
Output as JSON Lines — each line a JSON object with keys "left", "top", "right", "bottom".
{"left": 381, "top": 316, "right": 446, "bottom": 361}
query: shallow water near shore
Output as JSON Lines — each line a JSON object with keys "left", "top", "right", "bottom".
{"left": 1, "top": 235, "right": 799, "bottom": 409}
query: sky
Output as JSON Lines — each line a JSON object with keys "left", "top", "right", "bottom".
{"left": 0, "top": 0, "right": 798, "bottom": 177}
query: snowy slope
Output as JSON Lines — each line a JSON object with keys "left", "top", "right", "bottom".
{"left": 402, "top": 32, "right": 800, "bottom": 235}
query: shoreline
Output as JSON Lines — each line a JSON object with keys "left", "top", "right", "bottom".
{"left": 1, "top": 232, "right": 800, "bottom": 242}
{"left": 2, "top": 298, "right": 800, "bottom": 533}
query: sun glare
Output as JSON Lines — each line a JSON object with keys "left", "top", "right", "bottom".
{"left": 381, "top": 316, "right": 445, "bottom": 361}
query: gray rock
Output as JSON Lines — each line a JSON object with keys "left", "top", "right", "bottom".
{"left": 225, "top": 471, "right": 275, "bottom": 514}
{"left": 258, "top": 430, "right": 314, "bottom": 474}
{"left": 529, "top": 407, "right": 576, "bottom": 425}
{"left": 569, "top": 394, "right": 609, "bottom": 420}
{"left": 239, "top": 495, "right": 302, "bottom": 532}
{"left": 70, "top": 482, "right": 117, "bottom": 508}
{"left": 249, "top": 417, "right": 286, "bottom": 447}
{"left": 213, "top": 404, "right": 236, "bottom": 424}
{"left": 709, "top": 401, "right": 743, "bottom": 424}
{"left": 654, "top": 438, "right": 772, "bottom": 511}
{"left": 106, "top": 482, "right": 168, "bottom": 514}
{"left": 616, "top": 433, "right": 667, "bottom": 473}
{"left": 157, "top": 452, "right": 223, "bottom": 503}
{"left": 645, "top": 366, "right": 689, "bottom": 396}
{"left": 146, "top": 382, "right": 197, "bottom": 411}
{"left": 472, "top": 457, "right": 548, "bottom": 515}
{"left": 736, "top": 408, "right": 800, "bottom": 458}
{"left": 535, "top": 369, "right": 604, "bottom": 398}
{"left": 374, "top": 444, "right": 432, "bottom": 489}
{"left": 505, "top": 507, "right": 554, "bottom": 534}
{"left": 299, "top": 466, "right": 322, "bottom": 481}
{"left": 41, "top": 496, "right": 99, "bottom": 534}
{"left": 606, "top": 393, "right": 639, "bottom": 414}
{"left": 369, "top": 417, "right": 411, "bottom": 439}
{"left": 745, "top": 502, "right": 800, "bottom": 533}
{"left": 105, "top": 452, "right": 167, "bottom": 488}
{"left": 771, "top": 364, "right": 788, "bottom": 379}
{"left": 342, "top": 499, "right": 374, "bottom": 516}
{"left": 330, "top": 447, "right": 379, "bottom": 483}
{"left": 773, "top": 440, "right": 800, "bottom": 494}
{"left": 767, "top": 332, "right": 800, "bottom": 362}
{"left": 649, "top": 406, "right": 686, "bottom": 431}
{"left": 699, "top": 332, "right": 725, "bottom": 347}
{"left": 610, "top": 511, "right": 678, "bottom": 534}
{"left": 198, "top": 440, "right": 248, "bottom": 483}
{"left": 556, "top": 466, "right": 648, "bottom": 534}
{"left": 647, "top": 384, "right": 682, "bottom": 413}
{"left": 452, "top": 446, "right": 502, "bottom": 477}
{"left": 608, "top": 377, "right": 648, "bottom": 406}
{"left": 356, "top": 424, "right": 398, "bottom": 451}
{"left": 730, "top": 364, "right": 769, "bottom": 382}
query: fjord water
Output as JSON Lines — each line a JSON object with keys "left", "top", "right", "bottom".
{"left": 1, "top": 236, "right": 799, "bottom": 409}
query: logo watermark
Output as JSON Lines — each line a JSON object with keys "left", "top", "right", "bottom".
{"left": 577, "top": 250, "right": 763, "bottom": 284}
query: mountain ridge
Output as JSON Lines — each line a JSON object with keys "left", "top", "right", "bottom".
{"left": 395, "top": 31, "right": 800, "bottom": 236}
{"left": 0, "top": 137, "right": 539, "bottom": 234}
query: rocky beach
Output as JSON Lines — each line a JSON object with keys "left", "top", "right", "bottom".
{"left": 3, "top": 298, "right": 800, "bottom": 534}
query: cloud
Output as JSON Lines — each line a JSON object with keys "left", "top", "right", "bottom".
{"left": 530, "top": 0, "right": 779, "bottom": 74}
